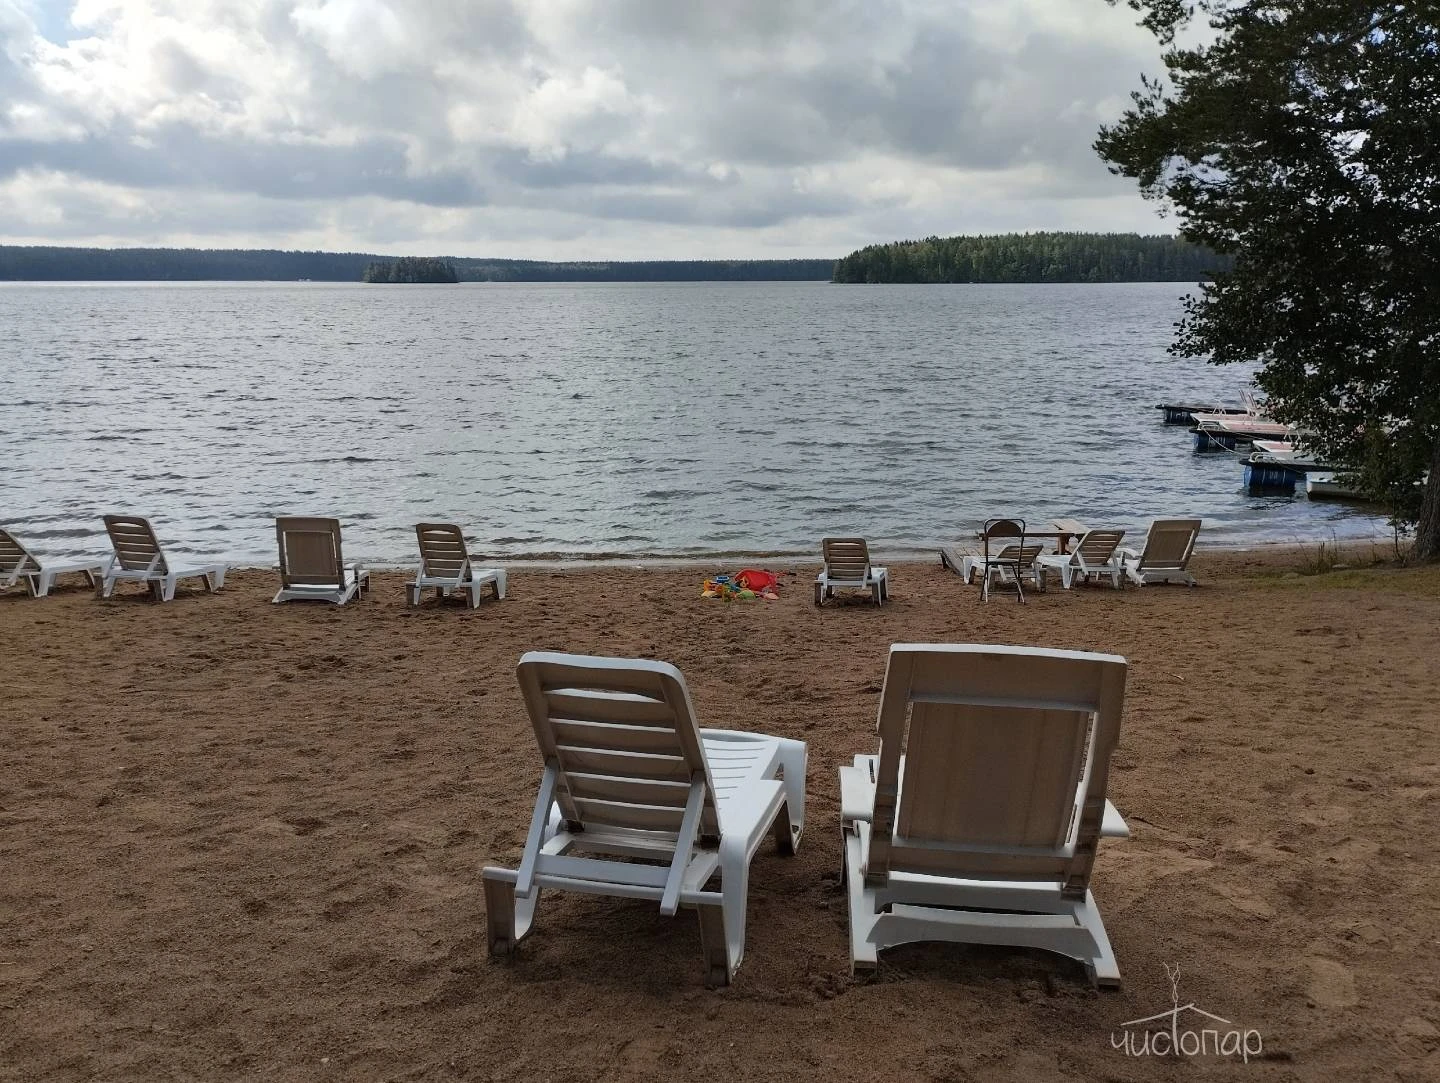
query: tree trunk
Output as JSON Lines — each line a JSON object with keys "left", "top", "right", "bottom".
{"left": 1414, "top": 439, "right": 1440, "bottom": 562}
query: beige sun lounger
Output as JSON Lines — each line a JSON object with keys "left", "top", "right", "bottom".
{"left": 1118, "top": 519, "right": 1202, "bottom": 587}
{"left": 815, "top": 537, "right": 888, "bottom": 605}
{"left": 272, "top": 517, "right": 368, "bottom": 604}
{"left": 0, "top": 528, "right": 104, "bottom": 598}
{"left": 98, "top": 515, "right": 227, "bottom": 602}
{"left": 482, "top": 652, "right": 806, "bottom": 986}
{"left": 840, "top": 643, "right": 1131, "bottom": 986}
{"left": 407, "top": 523, "right": 506, "bottom": 607}
{"left": 1036, "top": 528, "right": 1127, "bottom": 589}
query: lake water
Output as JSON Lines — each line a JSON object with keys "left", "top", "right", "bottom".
{"left": 1, "top": 280, "right": 1386, "bottom": 566}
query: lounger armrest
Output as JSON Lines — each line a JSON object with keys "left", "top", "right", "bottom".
{"left": 1116, "top": 547, "right": 1140, "bottom": 561}
{"left": 1101, "top": 799, "right": 1129, "bottom": 839}
{"left": 839, "top": 764, "right": 875, "bottom": 825}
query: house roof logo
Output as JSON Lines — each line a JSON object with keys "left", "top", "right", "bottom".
{"left": 1111, "top": 965, "right": 1264, "bottom": 1062}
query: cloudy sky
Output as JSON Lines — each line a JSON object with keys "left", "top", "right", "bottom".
{"left": 0, "top": 0, "right": 1172, "bottom": 258}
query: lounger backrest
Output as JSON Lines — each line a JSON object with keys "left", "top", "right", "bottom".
{"left": 516, "top": 652, "right": 722, "bottom": 842}
{"left": 1139, "top": 519, "right": 1201, "bottom": 571}
{"left": 1075, "top": 529, "right": 1126, "bottom": 566}
{"left": 415, "top": 522, "right": 471, "bottom": 580}
{"left": 103, "top": 515, "right": 166, "bottom": 574}
{"left": 0, "top": 529, "right": 36, "bottom": 577}
{"left": 275, "top": 517, "right": 346, "bottom": 588}
{"left": 865, "top": 644, "right": 1127, "bottom": 896}
{"left": 993, "top": 542, "right": 1044, "bottom": 569}
{"left": 822, "top": 537, "right": 872, "bottom": 581}
{"left": 982, "top": 519, "right": 1025, "bottom": 563}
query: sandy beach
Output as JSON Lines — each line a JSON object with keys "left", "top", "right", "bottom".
{"left": 3, "top": 548, "right": 1438, "bottom": 1081}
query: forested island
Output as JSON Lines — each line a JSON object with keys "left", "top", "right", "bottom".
{"left": 0, "top": 246, "right": 833, "bottom": 282}
{"left": 831, "top": 232, "right": 1228, "bottom": 283}
{"left": 362, "top": 256, "right": 458, "bottom": 283}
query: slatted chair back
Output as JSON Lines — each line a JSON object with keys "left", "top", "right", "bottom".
{"left": 415, "top": 522, "right": 471, "bottom": 583}
{"left": 1138, "top": 519, "right": 1201, "bottom": 572}
{"left": 1074, "top": 529, "right": 1126, "bottom": 567}
{"left": 0, "top": 529, "right": 36, "bottom": 579}
{"left": 822, "top": 537, "right": 873, "bottom": 582}
{"left": 275, "top": 517, "right": 346, "bottom": 589}
{"left": 993, "top": 542, "right": 1044, "bottom": 570}
{"left": 516, "top": 652, "right": 721, "bottom": 844}
{"left": 864, "top": 644, "right": 1127, "bottom": 899}
{"left": 103, "top": 515, "right": 167, "bottom": 574}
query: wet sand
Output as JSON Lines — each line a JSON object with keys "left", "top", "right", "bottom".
{"left": 3, "top": 549, "right": 1438, "bottom": 1080}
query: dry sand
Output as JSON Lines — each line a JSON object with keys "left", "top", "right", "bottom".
{"left": 3, "top": 550, "right": 1439, "bottom": 1081}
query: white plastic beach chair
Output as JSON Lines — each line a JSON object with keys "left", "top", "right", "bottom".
{"left": 840, "top": 644, "right": 1131, "bottom": 986}
{"left": 406, "top": 523, "right": 506, "bottom": 607}
{"left": 1036, "top": 528, "right": 1127, "bottom": 590}
{"left": 814, "top": 537, "right": 888, "bottom": 605}
{"left": 1118, "top": 519, "right": 1202, "bottom": 587}
{"left": 98, "top": 515, "right": 227, "bottom": 602}
{"left": 272, "top": 517, "right": 368, "bottom": 604}
{"left": 0, "top": 528, "right": 104, "bottom": 598}
{"left": 482, "top": 651, "right": 807, "bottom": 986}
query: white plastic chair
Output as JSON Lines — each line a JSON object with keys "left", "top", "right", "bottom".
{"left": 482, "top": 652, "right": 806, "bottom": 986}
{"left": 1118, "top": 519, "right": 1202, "bottom": 587}
{"left": 406, "top": 523, "right": 506, "bottom": 607}
{"left": 815, "top": 537, "right": 888, "bottom": 605}
{"left": 0, "top": 528, "right": 104, "bottom": 597}
{"left": 840, "top": 643, "right": 1131, "bottom": 986}
{"left": 1037, "top": 528, "right": 1127, "bottom": 589}
{"left": 98, "top": 515, "right": 227, "bottom": 602}
{"left": 272, "top": 517, "right": 368, "bottom": 604}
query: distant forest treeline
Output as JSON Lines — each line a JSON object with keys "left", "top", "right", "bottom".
{"left": 832, "top": 232, "right": 1230, "bottom": 283}
{"left": 0, "top": 246, "right": 834, "bottom": 282}
{"left": 0, "top": 236, "right": 1226, "bottom": 284}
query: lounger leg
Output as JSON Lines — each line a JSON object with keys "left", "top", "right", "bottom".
{"left": 484, "top": 876, "right": 518, "bottom": 957}
{"left": 484, "top": 875, "right": 541, "bottom": 958}
{"left": 843, "top": 830, "right": 880, "bottom": 975}
{"left": 765, "top": 736, "right": 806, "bottom": 853}
{"left": 772, "top": 798, "right": 796, "bottom": 855}
{"left": 697, "top": 904, "right": 731, "bottom": 987}
{"left": 34, "top": 572, "right": 53, "bottom": 598}
{"left": 493, "top": 571, "right": 507, "bottom": 600}
{"left": 712, "top": 845, "right": 751, "bottom": 986}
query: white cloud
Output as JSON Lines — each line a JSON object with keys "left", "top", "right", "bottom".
{"left": 0, "top": 0, "right": 1173, "bottom": 257}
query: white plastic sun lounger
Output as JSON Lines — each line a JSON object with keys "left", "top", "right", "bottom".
{"left": 406, "top": 522, "right": 506, "bottom": 607}
{"left": 840, "top": 643, "right": 1131, "bottom": 987}
{"left": 482, "top": 652, "right": 807, "bottom": 986}
{"left": 0, "top": 528, "right": 104, "bottom": 598}
{"left": 98, "top": 515, "right": 227, "bottom": 602}
{"left": 1118, "top": 519, "right": 1202, "bottom": 587}
{"left": 272, "top": 517, "right": 368, "bottom": 604}
{"left": 814, "top": 537, "right": 888, "bottom": 605}
{"left": 1036, "top": 528, "right": 1127, "bottom": 590}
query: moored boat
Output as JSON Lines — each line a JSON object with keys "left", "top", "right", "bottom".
{"left": 1305, "top": 473, "right": 1369, "bottom": 500}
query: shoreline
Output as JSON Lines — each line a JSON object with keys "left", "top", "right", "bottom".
{"left": 193, "top": 533, "right": 1403, "bottom": 574}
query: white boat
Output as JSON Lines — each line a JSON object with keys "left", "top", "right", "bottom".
{"left": 1306, "top": 473, "right": 1367, "bottom": 500}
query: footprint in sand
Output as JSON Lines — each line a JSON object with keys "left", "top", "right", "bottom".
{"left": 1304, "top": 956, "right": 1359, "bottom": 1008}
